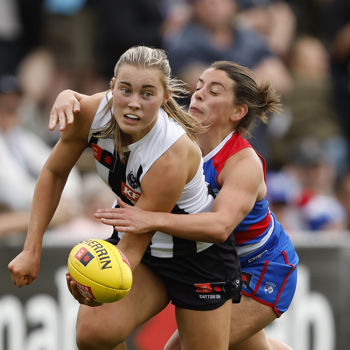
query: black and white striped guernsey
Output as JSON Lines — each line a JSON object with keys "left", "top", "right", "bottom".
{"left": 88, "top": 92, "right": 214, "bottom": 258}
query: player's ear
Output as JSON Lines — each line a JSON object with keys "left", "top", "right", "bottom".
{"left": 162, "top": 89, "right": 171, "bottom": 105}
{"left": 230, "top": 104, "right": 248, "bottom": 122}
{"left": 110, "top": 77, "right": 116, "bottom": 90}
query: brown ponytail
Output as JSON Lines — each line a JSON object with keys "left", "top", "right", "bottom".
{"left": 209, "top": 61, "right": 281, "bottom": 137}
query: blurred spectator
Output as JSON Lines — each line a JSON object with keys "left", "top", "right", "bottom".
{"left": 324, "top": 0, "right": 350, "bottom": 150}
{"left": 287, "top": 139, "right": 348, "bottom": 232}
{"left": 236, "top": 0, "right": 296, "bottom": 59}
{"left": 42, "top": 0, "right": 104, "bottom": 93}
{"left": 250, "top": 137, "right": 348, "bottom": 233}
{"left": 49, "top": 172, "right": 116, "bottom": 243}
{"left": 299, "top": 194, "right": 347, "bottom": 232}
{"left": 269, "top": 35, "right": 348, "bottom": 177}
{"left": 0, "top": 0, "right": 43, "bottom": 77}
{"left": 0, "top": 0, "right": 22, "bottom": 76}
{"left": 16, "top": 48, "right": 59, "bottom": 146}
{"left": 164, "top": 0, "right": 292, "bottom": 158}
{"left": 161, "top": 0, "right": 191, "bottom": 42}
{"left": 165, "top": 0, "right": 292, "bottom": 95}
{"left": 266, "top": 170, "right": 303, "bottom": 232}
{"left": 14, "top": 47, "right": 105, "bottom": 172}
{"left": 290, "top": 0, "right": 326, "bottom": 38}
{"left": 94, "top": 0, "right": 164, "bottom": 81}
{"left": 17, "top": 0, "right": 44, "bottom": 56}
{"left": 0, "top": 74, "right": 82, "bottom": 237}
{"left": 336, "top": 170, "right": 350, "bottom": 230}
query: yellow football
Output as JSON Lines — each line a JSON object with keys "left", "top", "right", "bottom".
{"left": 67, "top": 238, "right": 132, "bottom": 303}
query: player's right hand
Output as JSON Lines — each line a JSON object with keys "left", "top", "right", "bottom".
{"left": 8, "top": 250, "right": 40, "bottom": 287}
{"left": 48, "top": 89, "right": 81, "bottom": 132}
{"left": 66, "top": 272, "right": 102, "bottom": 307}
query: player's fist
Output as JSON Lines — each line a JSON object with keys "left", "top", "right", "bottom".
{"left": 8, "top": 250, "right": 40, "bottom": 287}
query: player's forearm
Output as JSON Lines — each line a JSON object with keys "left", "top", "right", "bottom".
{"left": 155, "top": 211, "right": 232, "bottom": 243}
{"left": 23, "top": 168, "right": 68, "bottom": 255}
{"left": 117, "top": 232, "right": 154, "bottom": 271}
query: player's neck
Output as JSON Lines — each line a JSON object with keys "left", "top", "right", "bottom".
{"left": 199, "top": 127, "right": 233, "bottom": 156}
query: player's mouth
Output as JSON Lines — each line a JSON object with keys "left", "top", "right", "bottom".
{"left": 189, "top": 106, "right": 202, "bottom": 114}
{"left": 123, "top": 114, "right": 140, "bottom": 123}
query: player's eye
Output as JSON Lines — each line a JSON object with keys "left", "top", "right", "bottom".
{"left": 143, "top": 91, "right": 153, "bottom": 98}
{"left": 120, "top": 87, "right": 131, "bottom": 94}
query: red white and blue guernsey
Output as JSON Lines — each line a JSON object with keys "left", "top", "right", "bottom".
{"left": 203, "top": 131, "right": 299, "bottom": 316}
{"left": 88, "top": 92, "right": 215, "bottom": 258}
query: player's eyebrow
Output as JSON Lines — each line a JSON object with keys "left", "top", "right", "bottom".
{"left": 119, "top": 81, "right": 157, "bottom": 89}
{"left": 197, "top": 78, "right": 225, "bottom": 89}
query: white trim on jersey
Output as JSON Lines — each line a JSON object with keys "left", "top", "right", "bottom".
{"left": 236, "top": 214, "right": 275, "bottom": 257}
{"left": 202, "top": 131, "right": 234, "bottom": 162}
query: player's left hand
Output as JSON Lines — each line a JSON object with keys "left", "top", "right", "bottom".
{"left": 66, "top": 272, "right": 102, "bottom": 307}
{"left": 94, "top": 197, "right": 155, "bottom": 234}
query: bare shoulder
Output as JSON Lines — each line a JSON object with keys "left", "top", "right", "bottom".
{"left": 166, "top": 134, "right": 201, "bottom": 180}
{"left": 140, "top": 134, "right": 200, "bottom": 211}
{"left": 227, "top": 147, "right": 262, "bottom": 169}
{"left": 79, "top": 91, "right": 107, "bottom": 113}
{"left": 221, "top": 147, "right": 266, "bottom": 199}
{"left": 173, "top": 134, "right": 201, "bottom": 158}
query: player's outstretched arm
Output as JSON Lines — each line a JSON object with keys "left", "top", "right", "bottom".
{"left": 9, "top": 94, "right": 100, "bottom": 288}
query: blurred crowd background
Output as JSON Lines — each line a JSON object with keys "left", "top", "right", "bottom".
{"left": 1, "top": 0, "right": 350, "bottom": 242}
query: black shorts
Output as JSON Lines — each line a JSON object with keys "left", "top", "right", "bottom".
{"left": 107, "top": 234, "right": 242, "bottom": 311}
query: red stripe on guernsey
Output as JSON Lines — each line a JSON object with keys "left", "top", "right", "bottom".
{"left": 211, "top": 133, "right": 268, "bottom": 184}
{"left": 234, "top": 213, "right": 272, "bottom": 244}
{"left": 91, "top": 143, "right": 102, "bottom": 161}
{"left": 212, "top": 133, "right": 251, "bottom": 181}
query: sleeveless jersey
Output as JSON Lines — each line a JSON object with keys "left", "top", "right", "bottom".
{"left": 88, "top": 92, "right": 214, "bottom": 258}
{"left": 203, "top": 131, "right": 275, "bottom": 257}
